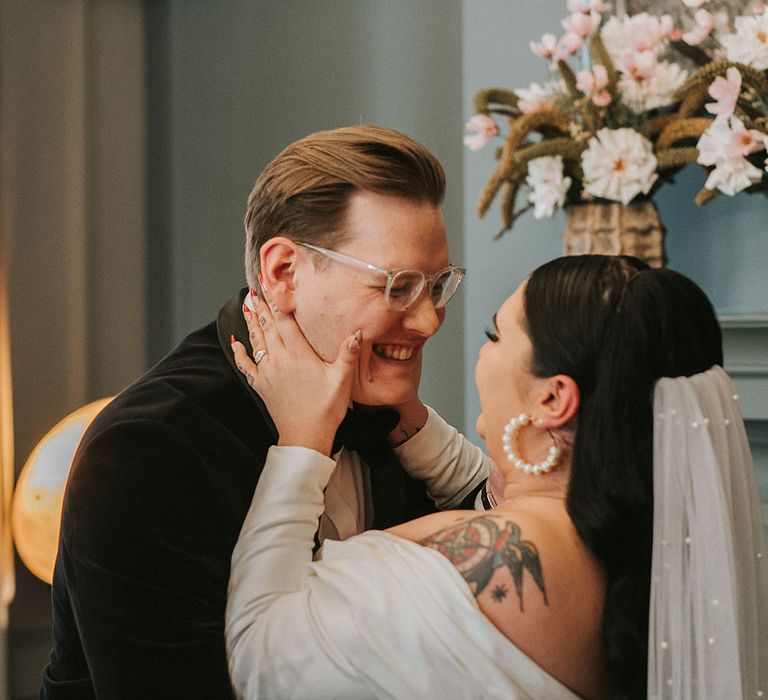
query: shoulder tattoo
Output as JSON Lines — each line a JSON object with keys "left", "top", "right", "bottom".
{"left": 420, "top": 516, "right": 547, "bottom": 611}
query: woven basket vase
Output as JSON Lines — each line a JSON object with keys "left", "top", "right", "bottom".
{"left": 562, "top": 199, "right": 666, "bottom": 268}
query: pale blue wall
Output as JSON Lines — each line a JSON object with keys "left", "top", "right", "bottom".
{"left": 462, "top": 1, "right": 565, "bottom": 441}
{"left": 658, "top": 169, "right": 768, "bottom": 315}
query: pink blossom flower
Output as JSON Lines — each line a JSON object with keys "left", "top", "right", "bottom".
{"left": 682, "top": 0, "right": 708, "bottom": 7}
{"left": 554, "top": 32, "right": 583, "bottom": 61}
{"left": 567, "top": 0, "right": 611, "bottom": 13}
{"left": 463, "top": 114, "right": 499, "bottom": 151}
{"left": 697, "top": 119, "right": 764, "bottom": 194}
{"left": 705, "top": 67, "right": 742, "bottom": 117}
{"left": 601, "top": 13, "right": 671, "bottom": 58}
{"left": 755, "top": 4, "right": 766, "bottom": 15}
{"left": 659, "top": 15, "right": 675, "bottom": 35}
{"left": 576, "top": 64, "right": 613, "bottom": 106}
{"left": 667, "top": 27, "right": 684, "bottom": 41}
{"left": 592, "top": 92, "right": 612, "bottom": 107}
{"left": 615, "top": 50, "right": 657, "bottom": 81}
{"left": 613, "top": 56, "right": 687, "bottom": 111}
{"left": 696, "top": 117, "right": 765, "bottom": 165}
{"left": 682, "top": 9, "right": 714, "bottom": 45}
{"left": 562, "top": 11, "right": 601, "bottom": 38}
{"left": 659, "top": 15, "right": 683, "bottom": 40}
{"left": 516, "top": 82, "right": 556, "bottom": 113}
{"left": 728, "top": 125, "right": 761, "bottom": 157}
{"left": 633, "top": 20, "right": 666, "bottom": 51}
{"left": 530, "top": 33, "right": 558, "bottom": 58}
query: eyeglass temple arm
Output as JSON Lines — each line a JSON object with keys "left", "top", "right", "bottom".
{"left": 299, "top": 243, "right": 391, "bottom": 277}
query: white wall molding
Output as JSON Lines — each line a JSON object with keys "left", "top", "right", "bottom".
{"left": 720, "top": 315, "right": 768, "bottom": 423}
{"left": 721, "top": 315, "right": 768, "bottom": 531}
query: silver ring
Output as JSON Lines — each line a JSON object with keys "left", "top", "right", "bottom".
{"left": 253, "top": 349, "right": 268, "bottom": 365}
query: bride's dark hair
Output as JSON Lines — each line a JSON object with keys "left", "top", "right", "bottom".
{"left": 524, "top": 255, "right": 723, "bottom": 699}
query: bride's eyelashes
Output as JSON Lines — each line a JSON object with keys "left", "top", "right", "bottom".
{"left": 484, "top": 326, "right": 499, "bottom": 342}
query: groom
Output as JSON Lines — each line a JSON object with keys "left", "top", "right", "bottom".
{"left": 41, "top": 125, "right": 481, "bottom": 699}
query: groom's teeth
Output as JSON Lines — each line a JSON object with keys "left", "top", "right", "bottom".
{"left": 373, "top": 344, "right": 415, "bottom": 361}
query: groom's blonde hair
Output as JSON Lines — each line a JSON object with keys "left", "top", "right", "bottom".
{"left": 243, "top": 125, "right": 445, "bottom": 289}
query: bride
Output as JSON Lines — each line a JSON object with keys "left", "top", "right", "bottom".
{"left": 226, "top": 254, "right": 767, "bottom": 699}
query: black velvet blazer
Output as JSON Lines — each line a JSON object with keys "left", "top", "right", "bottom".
{"left": 40, "top": 291, "right": 438, "bottom": 700}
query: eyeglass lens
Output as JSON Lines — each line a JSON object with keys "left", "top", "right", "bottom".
{"left": 387, "top": 268, "right": 462, "bottom": 310}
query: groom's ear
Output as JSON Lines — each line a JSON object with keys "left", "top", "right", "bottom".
{"left": 259, "top": 237, "right": 299, "bottom": 313}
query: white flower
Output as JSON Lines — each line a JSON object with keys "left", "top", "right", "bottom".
{"left": 562, "top": 11, "right": 601, "bottom": 38}
{"left": 515, "top": 82, "right": 555, "bottom": 113}
{"left": 720, "top": 14, "right": 768, "bottom": 69}
{"left": 703, "top": 158, "right": 764, "bottom": 195}
{"left": 697, "top": 116, "right": 764, "bottom": 163}
{"left": 615, "top": 50, "right": 657, "bottom": 81}
{"left": 555, "top": 31, "right": 583, "bottom": 61}
{"left": 696, "top": 116, "right": 766, "bottom": 194}
{"left": 618, "top": 60, "right": 689, "bottom": 111}
{"left": 576, "top": 64, "right": 612, "bottom": 106}
{"left": 526, "top": 156, "right": 572, "bottom": 219}
{"left": 601, "top": 13, "right": 669, "bottom": 60}
{"left": 581, "top": 128, "right": 658, "bottom": 204}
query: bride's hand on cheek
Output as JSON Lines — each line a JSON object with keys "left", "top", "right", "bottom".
{"left": 230, "top": 289, "right": 361, "bottom": 456}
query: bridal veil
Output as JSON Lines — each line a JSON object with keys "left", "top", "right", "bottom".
{"left": 648, "top": 365, "right": 768, "bottom": 698}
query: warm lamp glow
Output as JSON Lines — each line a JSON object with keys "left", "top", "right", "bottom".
{"left": 11, "top": 398, "right": 112, "bottom": 584}
{"left": 1, "top": 229, "right": 15, "bottom": 623}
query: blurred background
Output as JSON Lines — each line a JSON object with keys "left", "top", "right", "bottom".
{"left": 1, "top": 1, "right": 766, "bottom": 697}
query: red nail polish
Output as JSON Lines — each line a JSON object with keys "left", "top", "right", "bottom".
{"left": 229, "top": 334, "right": 236, "bottom": 345}
{"left": 243, "top": 303, "right": 250, "bottom": 314}
{"left": 250, "top": 288, "right": 258, "bottom": 298}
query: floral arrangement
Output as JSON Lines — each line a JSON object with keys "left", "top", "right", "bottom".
{"left": 465, "top": 0, "right": 768, "bottom": 236}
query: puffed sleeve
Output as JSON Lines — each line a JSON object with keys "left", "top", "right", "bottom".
{"left": 225, "top": 446, "right": 369, "bottom": 699}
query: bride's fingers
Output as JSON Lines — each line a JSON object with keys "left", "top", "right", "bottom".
{"left": 242, "top": 299, "right": 266, "bottom": 356}
{"left": 269, "top": 299, "right": 308, "bottom": 348}
{"left": 230, "top": 337, "right": 260, "bottom": 389}
{"left": 332, "top": 331, "right": 362, "bottom": 385}
{"left": 248, "top": 289, "right": 284, "bottom": 351}
{"left": 259, "top": 283, "right": 321, "bottom": 351}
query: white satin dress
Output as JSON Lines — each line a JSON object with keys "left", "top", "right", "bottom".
{"left": 225, "top": 410, "right": 580, "bottom": 699}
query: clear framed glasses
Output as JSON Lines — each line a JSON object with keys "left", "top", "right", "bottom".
{"left": 298, "top": 242, "right": 465, "bottom": 311}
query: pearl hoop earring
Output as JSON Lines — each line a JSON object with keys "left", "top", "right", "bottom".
{"left": 502, "top": 414, "right": 560, "bottom": 476}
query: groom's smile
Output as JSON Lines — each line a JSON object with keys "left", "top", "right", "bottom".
{"left": 290, "top": 189, "right": 452, "bottom": 407}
